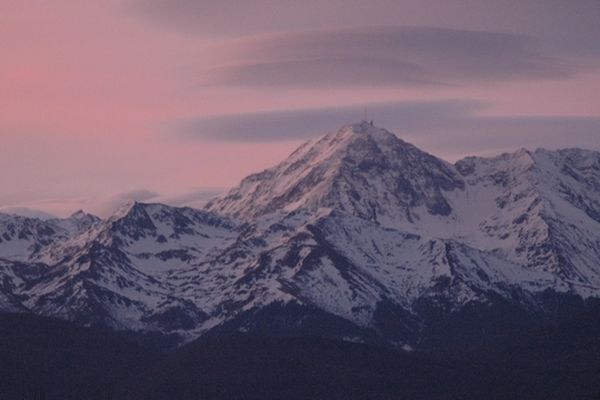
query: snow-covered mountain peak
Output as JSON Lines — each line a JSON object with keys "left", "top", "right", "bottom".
{"left": 98, "top": 202, "right": 235, "bottom": 247}
{"left": 69, "top": 209, "right": 87, "bottom": 218}
{"left": 61, "top": 210, "right": 101, "bottom": 232}
{"left": 339, "top": 120, "right": 397, "bottom": 138}
{"left": 110, "top": 200, "right": 143, "bottom": 220}
{"left": 0, "top": 210, "right": 103, "bottom": 262}
{"left": 290, "top": 121, "right": 414, "bottom": 163}
{"left": 206, "top": 122, "right": 465, "bottom": 223}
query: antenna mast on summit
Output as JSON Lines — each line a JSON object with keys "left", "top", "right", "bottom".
{"left": 363, "top": 106, "right": 374, "bottom": 126}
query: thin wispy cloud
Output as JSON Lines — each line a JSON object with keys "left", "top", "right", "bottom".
{"left": 132, "top": 0, "right": 600, "bottom": 59}
{"left": 0, "top": 188, "right": 226, "bottom": 219}
{"left": 174, "top": 101, "right": 482, "bottom": 141}
{"left": 174, "top": 100, "right": 600, "bottom": 160}
{"left": 204, "top": 27, "right": 575, "bottom": 88}
{"left": 5, "top": 189, "right": 161, "bottom": 219}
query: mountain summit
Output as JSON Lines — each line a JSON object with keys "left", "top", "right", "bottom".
{"left": 1, "top": 122, "right": 600, "bottom": 347}
{"left": 206, "top": 122, "right": 465, "bottom": 223}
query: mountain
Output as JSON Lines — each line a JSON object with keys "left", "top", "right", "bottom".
{"left": 0, "top": 207, "right": 57, "bottom": 220}
{"left": 205, "top": 121, "right": 465, "bottom": 221}
{"left": 208, "top": 122, "right": 600, "bottom": 294}
{"left": 1, "top": 122, "right": 600, "bottom": 349}
{"left": 20, "top": 203, "right": 238, "bottom": 335}
{"left": 0, "top": 211, "right": 101, "bottom": 312}
{"left": 0, "top": 210, "right": 100, "bottom": 262}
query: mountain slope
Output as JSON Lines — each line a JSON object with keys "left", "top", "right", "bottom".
{"left": 26, "top": 203, "right": 239, "bottom": 334}
{"left": 0, "top": 211, "right": 99, "bottom": 262}
{"left": 455, "top": 148, "right": 600, "bottom": 294}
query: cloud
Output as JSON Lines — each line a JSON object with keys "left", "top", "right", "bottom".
{"left": 173, "top": 100, "right": 600, "bottom": 160}
{"left": 132, "top": 0, "right": 600, "bottom": 58}
{"left": 414, "top": 115, "right": 600, "bottom": 159}
{"left": 90, "top": 189, "right": 160, "bottom": 216}
{"left": 78, "top": 189, "right": 223, "bottom": 216}
{"left": 132, "top": 0, "right": 393, "bottom": 37}
{"left": 208, "top": 56, "right": 440, "bottom": 88}
{"left": 0, "top": 190, "right": 160, "bottom": 219}
{"left": 156, "top": 189, "right": 225, "bottom": 209}
{"left": 174, "top": 101, "right": 484, "bottom": 141}
{"left": 202, "top": 26, "right": 575, "bottom": 88}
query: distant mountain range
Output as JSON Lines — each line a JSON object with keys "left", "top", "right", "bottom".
{"left": 2, "top": 121, "right": 600, "bottom": 348}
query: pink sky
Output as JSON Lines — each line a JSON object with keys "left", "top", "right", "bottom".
{"left": 2, "top": 1, "right": 600, "bottom": 217}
